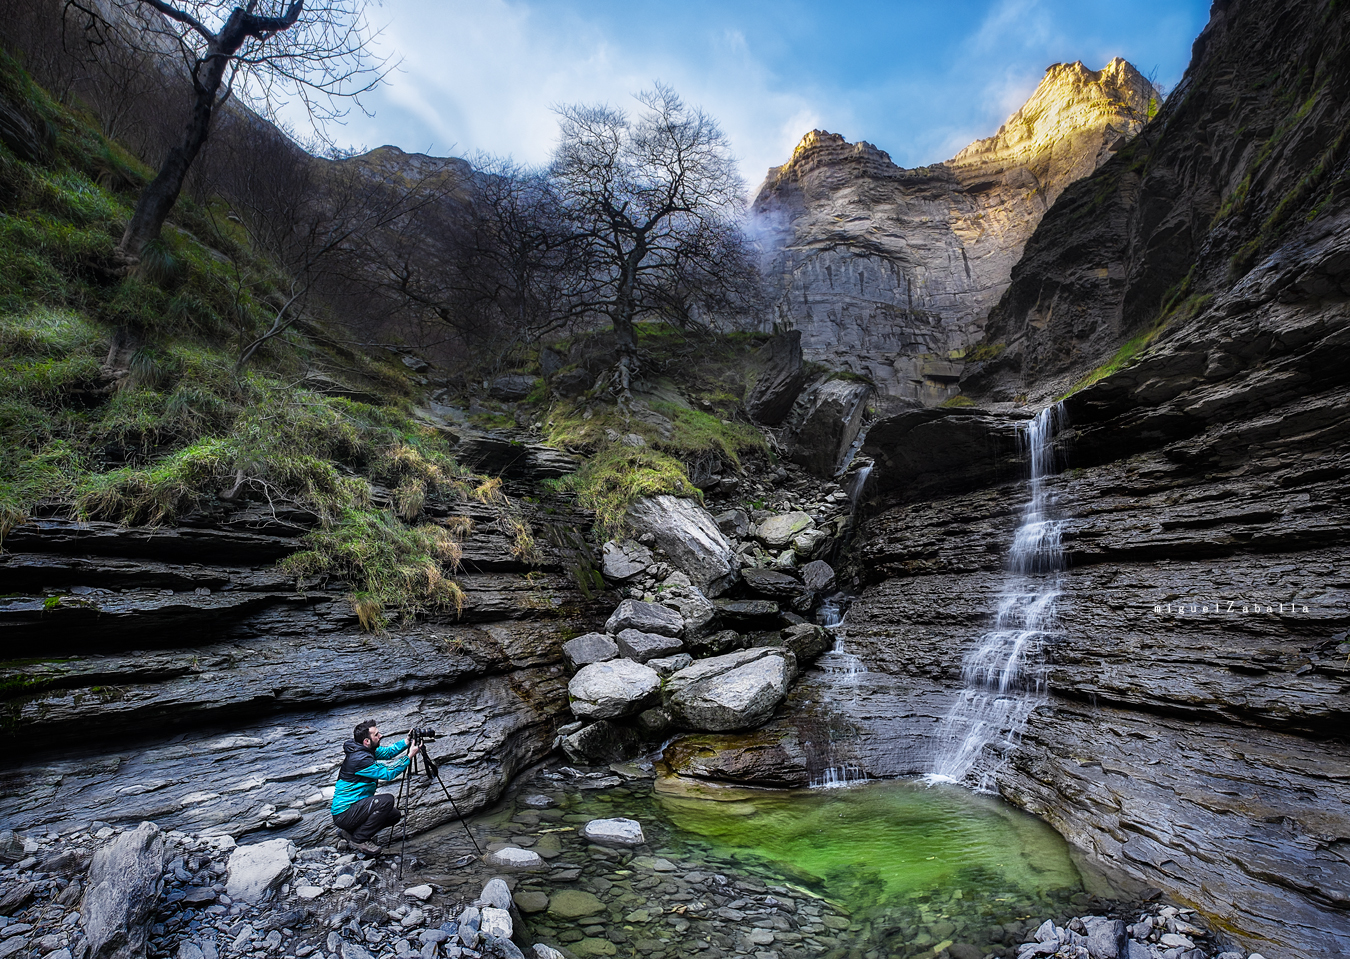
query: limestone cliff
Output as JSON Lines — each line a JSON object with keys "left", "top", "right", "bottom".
{"left": 966, "top": 0, "right": 1350, "bottom": 401}
{"left": 751, "top": 59, "right": 1157, "bottom": 403}
{"left": 831, "top": 1, "right": 1350, "bottom": 956}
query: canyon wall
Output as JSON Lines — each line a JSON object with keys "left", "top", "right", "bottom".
{"left": 751, "top": 59, "right": 1156, "bottom": 403}
{"left": 839, "top": 1, "right": 1350, "bottom": 956}
{"left": 0, "top": 491, "right": 600, "bottom": 842}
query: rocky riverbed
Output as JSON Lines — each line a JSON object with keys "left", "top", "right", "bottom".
{"left": 0, "top": 757, "right": 1268, "bottom": 959}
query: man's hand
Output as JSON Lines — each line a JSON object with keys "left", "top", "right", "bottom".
{"left": 408, "top": 739, "right": 421, "bottom": 758}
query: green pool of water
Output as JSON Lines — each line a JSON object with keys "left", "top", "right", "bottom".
{"left": 420, "top": 772, "right": 1102, "bottom": 957}
{"left": 656, "top": 779, "right": 1083, "bottom": 912}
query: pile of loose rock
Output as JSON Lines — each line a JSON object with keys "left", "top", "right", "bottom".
{"left": 557, "top": 461, "right": 862, "bottom": 771}
{"left": 1017, "top": 903, "right": 1261, "bottom": 959}
{"left": 556, "top": 594, "right": 830, "bottom": 765}
{"left": 0, "top": 820, "right": 580, "bottom": 959}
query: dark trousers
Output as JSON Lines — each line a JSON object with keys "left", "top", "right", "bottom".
{"left": 333, "top": 793, "right": 401, "bottom": 843}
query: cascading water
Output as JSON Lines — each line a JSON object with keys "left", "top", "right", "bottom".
{"left": 928, "top": 403, "right": 1066, "bottom": 791}
{"left": 808, "top": 594, "right": 869, "bottom": 787}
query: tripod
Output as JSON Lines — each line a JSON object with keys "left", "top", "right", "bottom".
{"left": 391, "top": 740, "right": 482, "bottom": 878}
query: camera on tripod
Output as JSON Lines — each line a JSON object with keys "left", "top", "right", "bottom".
{"left": 408, "top": 726, "right": 438, "bottom": 745}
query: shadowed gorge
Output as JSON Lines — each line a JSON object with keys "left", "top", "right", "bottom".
{"left": 0, "top": 2, "right": 1347, "bottom": 959}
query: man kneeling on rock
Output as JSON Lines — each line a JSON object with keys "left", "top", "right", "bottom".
{"left": 331, "top": 720, "right": 420, "bottom": 854}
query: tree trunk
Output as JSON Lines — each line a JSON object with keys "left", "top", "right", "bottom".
{"left": 118, "top": 76, "right": 220, "bottom": 259}
{"left": 117, "top": 8, "right": 255, "bottom": 261}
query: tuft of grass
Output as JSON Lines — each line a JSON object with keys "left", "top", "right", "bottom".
{"left": 940, "top": 395, "right": 976, "bottom": 408}
{"left": 283, "top": 508, "right": 467, "bottom": 633}
{"left": 552, "top": 447, "right": 701, "bottom": 540}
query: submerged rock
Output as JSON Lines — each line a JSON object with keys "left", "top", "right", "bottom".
{"left": 581, "top": 818, "right": 645, "bottom": 847}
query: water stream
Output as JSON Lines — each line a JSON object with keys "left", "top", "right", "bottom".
{"left": 807, "top": 594, "right": 869, "bottom": 788}
{"left": 928, "top": 403, "right": 1066, "bottom": 790}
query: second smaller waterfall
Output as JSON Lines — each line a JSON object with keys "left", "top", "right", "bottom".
{"left": 808, "top": 594, "right": 869, "bottom": 787}
{"left": 928, "top": 404, "right": 1066, "bottom": 790}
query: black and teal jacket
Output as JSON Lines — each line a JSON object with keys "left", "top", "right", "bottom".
{"left": 331, "top": 738, "right": 411, "bottom": 816}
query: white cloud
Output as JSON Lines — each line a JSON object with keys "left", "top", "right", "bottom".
{"left": 306, "top": 0, "right": 829, "bottom": 194}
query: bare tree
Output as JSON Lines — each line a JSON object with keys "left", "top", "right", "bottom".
{"left": 200, "top": 119, "right": 456, "bottom": 371}
{"left": 65, "top": 0, "right": 386, "bottom": 261}
{"left": 365, "top": 156, "right": 596, "bottom": 364}
{"left": 549, "top": 84, "right": 754, "bottom": 391}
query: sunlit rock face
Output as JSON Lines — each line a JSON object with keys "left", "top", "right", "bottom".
{"left": 750, "top": 59, "right": 1157, "bottom": 403}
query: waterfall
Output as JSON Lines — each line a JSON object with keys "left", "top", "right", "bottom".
{"left": 808, "top": 593, "right": 869, "bottom": 787}
{"left": 927, "top": 403, "right": 1066, "bottom": 790}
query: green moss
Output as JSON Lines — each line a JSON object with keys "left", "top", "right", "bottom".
{"left": 940, "top": 395, "right": 976, "bottom": 408}
{"left": 1058, "top": 291, "right": 1213, "bottom": 400}
{"left": 965, "top": 341, "right": 1006, "bottom": 363}
{"left": 551, "top": 447, "right": 701, "bottom": 540}
{"left": 647, "top": 401, "right": 766, "bottom": 467}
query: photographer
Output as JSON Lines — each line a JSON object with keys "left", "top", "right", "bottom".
{"left": 331, "top": 720, "right": 420, "bottom": 854}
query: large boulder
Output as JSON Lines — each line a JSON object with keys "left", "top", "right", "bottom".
{"left": 562, "top": 633, "right": 619, "bottom": 671}
{"left": 625, "top": 496, "right": 738, "bottom": 596}
{"left": 715, "top": 599, "right": 781, "bottom": 628}
{"left": 225, "top": 839, "right": 295, "bottom": 903}
{"left": 741, "top": 568, "right": 805, "bottom": 600}
{"left": 615, "top": 629, "right": 684, "bottom": 664}
{"left": 654, "top": 585, "right": 717, "bottom": 637}
{"left": 560, "top": 721, "right": 643, "bottom": 764}
{"left": 663, "top": 730, "right": 812, "bottom": 788}
{"left": 755, "top": 512, "right": 815, "bottom": 549}
{"left": 605, "top": 599, "right": 684, "bottom": 637}
{"left": 664, "top": 647, "right": 797, "bottom": 732}
{"left": 601, "top": 540, "right": 653, "bottom": 581}
{"left": 799, "top": 560, "right": 837, "bottom": 594}
{"left": 785, "top": 379, "right": 872, "bottom": 477}
{"left": 568, "top": 659, "right": 661, "bottom": 719}
{"left": 745, "top": 330, "right": 807, "bottom": 425}
{"left": 83, "top": 822, "right": 165, "bottom": 959}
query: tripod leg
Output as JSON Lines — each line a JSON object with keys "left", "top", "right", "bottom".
{"left": 429, "top": 765, "right": 482, "bottom": 855}
{"left": 396, "top": 762, "right": 414, "bottom": 879}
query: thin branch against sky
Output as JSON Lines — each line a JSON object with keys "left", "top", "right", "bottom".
{"left": 284, "top": 0, "right": 1211, "bottom": 189}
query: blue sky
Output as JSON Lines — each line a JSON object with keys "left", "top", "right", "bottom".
{"left": 323, "top": 0, "right": 1210, "bottom": 191}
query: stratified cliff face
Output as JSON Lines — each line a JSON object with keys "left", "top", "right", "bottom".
{"left": 751, "top": 59, "right": 1156, "bottom": 403}
{"left": 0, "top": 493, "right": 600, "bottom": 842}
{"left": 838, "top": 1, "right": 1350, "bottom": 956}
{"left": 967, "top": 0, "right": 1350, "bottom": 401}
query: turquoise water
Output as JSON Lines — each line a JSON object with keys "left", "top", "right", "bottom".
{"left": 418, "top": 773, "right": 1101, "bottom": 957}
{"left": 655, "top": 779, "right": 1082, "bottom": 910}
